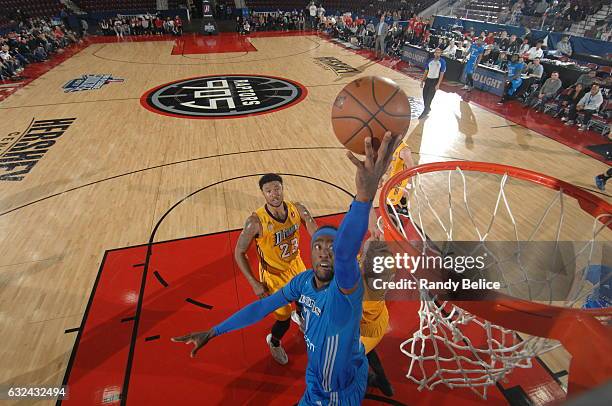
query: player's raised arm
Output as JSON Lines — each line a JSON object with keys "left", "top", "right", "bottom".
{"left": 234, "top": 214, "right": 267, "bottom": 298}
{"left": 336, "top": 132, "right": 400, "bottom": 295}
{"left": 171, "top": 289, "right": 290, "bottom": 358}
{"left": 294, "top": 201, "right": 318, "bottom": 236}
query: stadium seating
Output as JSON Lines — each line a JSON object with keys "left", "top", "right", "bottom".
{"left": 245, "top": 0, "right": 437, "bottom": 15}
{"left": 0, "top": 0, "right": 63, "bottom": 21}
{"left": 75, "top": 0, "right": 185, "bottom": 13}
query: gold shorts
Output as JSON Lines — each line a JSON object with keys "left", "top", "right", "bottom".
{"left": 260, "top": 256, "right": 306, "bottom": 320}
{"left": 360, "top": 301, "right": 390, "bottom": 354}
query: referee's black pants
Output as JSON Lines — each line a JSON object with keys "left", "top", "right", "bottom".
{"left": 422, "top": 77, "right": 439, "bottom": 113}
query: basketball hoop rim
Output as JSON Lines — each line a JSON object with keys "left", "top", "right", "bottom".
{"left": 379, "top": 160, "right": 612, "bottom": 319}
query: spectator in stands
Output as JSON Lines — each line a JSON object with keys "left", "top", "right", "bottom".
{"left": 154, "top": 17, "right": 164, "bottom": 35}
{"left": 519, "top": 38, "right": 531, "bottom": 55}
{"left": 100, "top": 20, "right": 111, "bottom": 36}
{"left": 524, "top": 71, "right": 562, "bottom": 110}
{"left": 496, "top": 51, "right": 509, "bottom": 70}
{"left": 374, "top": 14, "right": 389, "bottom": 59}
{"left": 555, "top": 83, "right": 585, "bottom": 119}
{"left": 317, "top": 3, "right": 326, "bottom": 28}
{"left": 421, "top": 29, "right": 431, "bottom": 48}
{"left": 442, "top": 41, "right": 458, "bottom": 57}
{"left": 564, "top": 83, "right": 604, "bottom": 130}
{"left": 480, "top": 46, "right": 495, "bottom": 64}
{"left": 507, "top": 34, "right": 521, "bottom": 53}
{"left": 510, "top": 2, "right": 524, "bottom": 25}
{"left": 114, "top": 19, "right": 123, "bottom": 38}
{"left": 534, "top": 0, "right": 549, "bottom": 16}
{"left": 555, "top": 35, "right": 572, "bottom": 57}
{"left": 308, "top": 2, "right": 317, "bottom": 30}
{"left": 568, "top": 4, "right": 583, "bottom": 23}
{"left": 498, "top": 7, "right": 511, "bottom": 24}
{"left": 574, "top": 69, "right": 598, "bottom": 89}
{"left": 496, "top": 31, "right": 510, "bottom": 50}
{"left": 26, "top": 35, "right": 47, "bottom": 61}
{"left": 163, "top": 18, "right": 172, "bottom": 34}
{"left": 142, "top": 16, "right": 151, "bottom": 35}
{"left": 499, "top": 53, "right": 526, "bottom": 103}
{"left": 413, "top": 17, "right": 425, "bottom": 44}
{"left": 122, "top": 19, "right": 131, "bottom": 36}
{"left": 175, "top": 16, "right": 183, "bottom": 36}
{"left": 524, "top": 57, "right": 544, "bottom": 80}
{"left": 81, "top": 19, "right": 89, "bottom": 38}
{"left": 15, "top": 37, "right": 34, "bottom": 63}
{"left": 0, "top": 44, "right": 23, "bottom": 76}
{"left": 484, "top": 32, "right": 495, "bottom": 45}
{"left": 525, "top": 41, "right": 544, "bottom": 60}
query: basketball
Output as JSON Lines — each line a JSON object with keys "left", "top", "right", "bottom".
{"left": 331, "top": 76, "right": 411, "bottom": 155}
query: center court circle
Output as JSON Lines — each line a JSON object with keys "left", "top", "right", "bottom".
{"left": 140, "top": 74, "right": 307, "bottom": 119}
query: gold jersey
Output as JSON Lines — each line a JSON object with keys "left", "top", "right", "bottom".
{"left": 385, "top": 141, "right": 411, "bottom": 206}
{"left": 254, "top": 201, "right": 302, "bottom": 275}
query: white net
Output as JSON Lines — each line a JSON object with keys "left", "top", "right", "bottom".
{"left": 381, "top": 165, "right": 612, "bottom": 399}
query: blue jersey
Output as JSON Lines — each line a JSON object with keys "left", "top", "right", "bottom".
{"left": 282, "top": 270, "right": 366, "bottom": 399}
{"left": 465, "top": 44, "right": 485, "bottom": 73}
{"left": 507, "top": 61, "right": 525, "bottom": 78}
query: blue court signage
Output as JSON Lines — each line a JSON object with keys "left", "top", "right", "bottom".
{"left": 401, "top": 45, "right": 429, "bottom": 69}
{"left": 461, "top": 65, "right": 505, "bottom": 96}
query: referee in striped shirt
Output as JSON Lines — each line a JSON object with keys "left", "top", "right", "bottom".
{"left": 419, "top": 47, "right": 446, "bottom": 119}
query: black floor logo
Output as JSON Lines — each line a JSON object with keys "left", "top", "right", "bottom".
{"left": 141, "top": 75, "right": 307, "bottom": 119}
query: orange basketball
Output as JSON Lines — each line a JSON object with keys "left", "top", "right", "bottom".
{"left": 332, "top": 76, "right": 411, "bottom": 155}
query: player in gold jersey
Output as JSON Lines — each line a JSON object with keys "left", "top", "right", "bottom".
{"left": 382, "top": 139, "right": 414, "bottom": 215}
{"left": 359, "top": 141, "right": 414, "bottom": 396}
{"left": 235, "top": 173, "right": 317, "bottom": 365}
{"left": 359, "top": 210, "right": 395, "bottom": 396}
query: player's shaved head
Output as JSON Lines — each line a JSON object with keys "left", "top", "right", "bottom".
{"left": 311, "top": 226, "right": 337, "bottom": 284}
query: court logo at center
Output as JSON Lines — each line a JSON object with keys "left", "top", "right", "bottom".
{"left": 141, "top": 75, "right": 307, "bottom": 119}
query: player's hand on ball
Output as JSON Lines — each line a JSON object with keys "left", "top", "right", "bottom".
{"left": 171, "top": 329, "right": 216, "bottom": 358}
{"left": 348, "top": 131, "right": 401, "bottom": 202}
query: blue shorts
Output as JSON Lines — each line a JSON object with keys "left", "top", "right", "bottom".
{"left": 465, "top": 61, "right": 477, "bottom": 75}
{"left": 298, "top": 361, "right": 368, "bottom": 406}
{"left": 508, "top": 78, "right": 523, "bottom": 96}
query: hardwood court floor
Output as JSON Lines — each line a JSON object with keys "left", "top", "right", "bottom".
{"left": 0, "top": 33, "right": 609, "bottom": 405}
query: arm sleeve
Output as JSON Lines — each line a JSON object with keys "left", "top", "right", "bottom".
{"left": 440, "top": 58, "right": 447, "bottom": 73}
{"left": 334, "top": 200, "right": 372, "bottom": 290}
{"left": 213, "top": 290, "right": 289, "bottom": 336}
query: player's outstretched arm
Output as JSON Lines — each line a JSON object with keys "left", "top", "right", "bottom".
{"left": 294, "top": 201, "right": 318, "bottom": 236}
{"left": 234, "top": 215, "right": 267, "bottom": 298}
{"left": 336, "top": 132, "right": 401, "bottom": 295}
{"left": 172, "top": 290, "right": 289, "bottom": 358}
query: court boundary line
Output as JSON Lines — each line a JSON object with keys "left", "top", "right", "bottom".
{"left": 0, "top": 147, "right": 478, "bottom": 218}
{"left": 91, "top": 35, "right": 323, "bottom": 66}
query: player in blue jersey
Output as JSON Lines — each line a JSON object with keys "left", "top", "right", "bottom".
{"left": 172, "top": 132, "right": 401, "bottom": 405}
{"left": 462, "top": 38, "right": 485, "bottom": 91}
{"left": 498, "top": 53, "right": 526, "bottom": 104}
